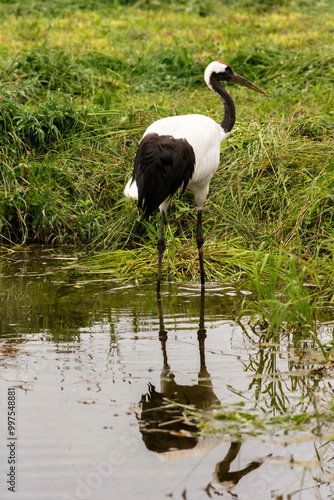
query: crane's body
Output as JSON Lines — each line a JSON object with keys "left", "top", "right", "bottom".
{"left": 124, "top": 113, "right": 226, "bottom": 211}
{"left": 124, "top": 61, "right": 266, "bottom": 291}
{"left": 147, "top": 114, "right": 226, "bottom": 208}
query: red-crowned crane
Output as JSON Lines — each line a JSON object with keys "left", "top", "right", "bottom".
{"left": 124, "top": 61, "right": 266, "bottom": 291}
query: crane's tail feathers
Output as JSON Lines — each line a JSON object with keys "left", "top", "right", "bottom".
{"left": 133, "top": 133, "right": 195, "bottom": 218}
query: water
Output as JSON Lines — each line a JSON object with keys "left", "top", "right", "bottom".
{"left": 0, "top": 249, "right": 333, "bottom": 500}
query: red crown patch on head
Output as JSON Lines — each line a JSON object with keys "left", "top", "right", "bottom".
{"left": 218, "top": 61, "right": 228, "bottom": 65}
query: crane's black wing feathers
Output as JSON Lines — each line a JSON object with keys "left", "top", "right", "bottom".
{"left": 133, "top": 133, "right": 195, "bottom": 218}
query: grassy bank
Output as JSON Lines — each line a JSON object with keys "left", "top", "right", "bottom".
{"left": 0, "top": 0, "right": 334, "bottom": 299}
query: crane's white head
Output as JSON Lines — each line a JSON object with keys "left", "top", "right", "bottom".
{"left": 204, "top": 61, "right": 267, "bottom": 95}
{"left": 204, "top": 61, "right": 230, "bottom": 86}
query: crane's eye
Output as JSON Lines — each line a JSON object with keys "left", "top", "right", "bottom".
{"left": 216, "top": 66, "right": 233, "bottom": 81}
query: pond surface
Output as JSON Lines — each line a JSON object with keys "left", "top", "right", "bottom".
{"left": 0, "top": 249, "right": 333, "bottom": 500}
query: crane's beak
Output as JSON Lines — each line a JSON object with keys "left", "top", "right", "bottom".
{"left": 232, "top": 72, "right": 267, "bottom": 95}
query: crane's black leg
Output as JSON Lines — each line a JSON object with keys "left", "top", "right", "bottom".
{"left": 198, "top": 286, "right": 208, "bottom": 377}
{"left": 196, "top": 209, "right": 205, "bottom": 287}
{"left": 157, "top": 210, "right": 166, "bottom": 293}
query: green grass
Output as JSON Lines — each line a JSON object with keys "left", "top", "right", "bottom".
{"left": 1, "top": 0, "right": 334, "bottom": 345}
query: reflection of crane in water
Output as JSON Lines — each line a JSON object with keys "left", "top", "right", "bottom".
{"left": 137, "top": 288, "right": 219, "bottom": 454}
{"left": 135, "top": 289, "right": 267, "bottom": 496}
